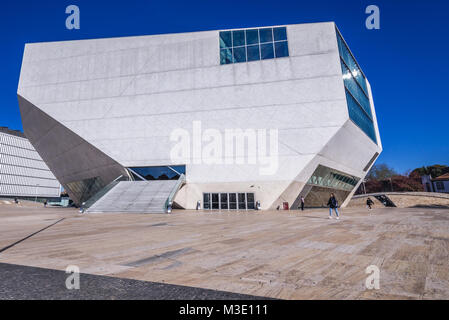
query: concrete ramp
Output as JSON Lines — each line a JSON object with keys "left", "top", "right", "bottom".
{"left": 86, "top": 180, "right": 179, "bottom": 213}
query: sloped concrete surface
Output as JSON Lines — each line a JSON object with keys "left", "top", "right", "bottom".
{"left": 87, "top": 181, "right": 178, "bottom": 213}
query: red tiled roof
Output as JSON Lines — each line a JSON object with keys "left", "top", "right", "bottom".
{"left": 433, "top": 173, "right": 449, "bottom": 181}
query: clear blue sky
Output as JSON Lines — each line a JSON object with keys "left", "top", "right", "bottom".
{"left": 1, "top": 0, "right": 448, "bottom": 174}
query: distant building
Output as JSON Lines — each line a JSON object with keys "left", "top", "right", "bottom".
{"left": 0, "top": 127, "right": 61, "bottom": 200}
{"left": 421, "top": 174, "right": 449, "bottom": 193}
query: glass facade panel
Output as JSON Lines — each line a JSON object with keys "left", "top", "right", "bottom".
{"left": 341, "top": 61, "right": 372, "bottom": 118}
{"left": 260, "top": 43, "right": 274, "bottom": 60}
{"left": 259, "top": 28, "right": 273, "bottom": 43}
{"left": 219, "top": 31, "right": 232, "bottom": 48}
{"left": 345, "top": 90, "right": 377, "bottom": 143}
{"left": 220, "top": 26, "right": 288, "bottom": 65}
{"left": 274, "top": 41, "right": 289, "bottom": 58}
{"left": 220, "top": 193, "right": 228, "bottom": 209}
{"left": 307, "top": 165, "right": 360, "bottom": 192}
{"left": 229, "top": 193, "right": 237, "bottom": 209}
{"left": 203, "top": 193, "right": 210, "bottom": 209}
{"left": 273, "top": 27, "right": 287, "bottom": 41}
{"left": 336, "top": 32, "right": 368, "bottom": 94}
{"left": 220, "top": 48, "right": 233, "bottom": 64}
{"left": 66, "top": 176, "right": 104, "bottom": 204}
{"left": 129, "top": 165, "right": 185, "bottom": 181}
{"left": 336, "top": 27, "right": 377, "bottom": 144}
{"left": 238, "top": 193, "right": 246, "bottom": 209}
{"left": 211, "top": 193, "right": 219, "bottom": 209}
{"left": 246, "top": 193, "right": 255, "bottom": 209}
{"left": 247, "top": 45, "right": 260, "bottom": 61}
{"left": 245, "top": 29, "right": 259, "bottom": 45}
{"left": 232, "top": 30, "right": 245, "bottom": 47}
{"left": 233, "top": 46, "right": 246, "bottom": 63}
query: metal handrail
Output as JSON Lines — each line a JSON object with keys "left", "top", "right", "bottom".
{"left": 165, "top": 174, "right": 186, "bottom": 213}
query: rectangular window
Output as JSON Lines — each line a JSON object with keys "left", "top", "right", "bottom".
{"left": 203, "top": 193, "right": 210, "bottom": 209}
{"left": 436, "top": 181, "right": 444, "bottom": 190}
{"left": 229, "top": 193, "right": 237, "bottom": 209}
{"left": 220, "top": 26, "right": 288, "bottom": 65}
{"left": 211, "top": 193, "right": 219, "bottom": 209}
{"left": 238, "top": 193, "right": 246, "bottom": 209}
{"left": 220, "top": 193, "right": 228, "bottom": 209}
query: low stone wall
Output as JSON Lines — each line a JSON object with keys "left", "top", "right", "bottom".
{"left": 388, "top": 194, "right": 449, "bottom": 208}
{"left": 349, "top": 192, "right": 449, "bottom": 209}
{"left": 346, "top": 196, "right": 383, "bottom": 209}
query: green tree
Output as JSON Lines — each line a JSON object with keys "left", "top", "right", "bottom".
{"left": 411, "top": 165, "right": 449, "bottom": 178}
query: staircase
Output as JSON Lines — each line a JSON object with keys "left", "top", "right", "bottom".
{"left": 86, "top": 180, "right": 181, "bottom": 213}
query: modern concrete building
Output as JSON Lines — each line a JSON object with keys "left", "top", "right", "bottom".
{"left": 17, "top": 22, "right": 382, "bottom": 212}
{"left": 0, "top": 127, "right": 61, "bottom": 199}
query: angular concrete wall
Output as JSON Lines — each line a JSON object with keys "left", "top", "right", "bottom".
{"left": 18, "top": 95, "right": 128, "bottom": 205}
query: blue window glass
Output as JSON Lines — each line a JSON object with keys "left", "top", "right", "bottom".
{"left": 247, "top": 45, "right": 260, "bottom": 61}
{"left": 232, "top": 30, "right": 245, "bottom": 47}
{"left": 245, "top": 29, "right": 259, "bottom": 45}
{"left": 219, "top": 26, "right": 288, "bottom": 65}
{"left": 129, "top": 166, "right": 186, "bottom": 181}
{"left": 233, "top": 46, "right": 246, "bottom": 63}
{"left": 336, "top": 31, "right": 368, "bottom": 95}
{"left": 341, "top": 61, "right": 372, "bottom": 118}
{"left": 260, "top": 43, "right": 274, "bottom": 60}
{"left": 219, "top": 31, "right": 232, "bottom": 49}
{"left": 259, "top": 28, "right": 273, "bottom": 43}
{"left": 220, "top": 48, "right": 233, "bottom": 64}
{"left": 345, "top": 90, "right": 377, "bottom": 143}
{"left": 337, "top": 27, "right": 376, "bottom": 144}
{"left": 273, "top": 27, "right": 287, "bottom": 41}
{"left": 274, "top": 41, "right": 289, "bottom": 58}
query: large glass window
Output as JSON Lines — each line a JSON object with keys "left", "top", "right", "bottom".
{"left": 307, "top": 165, "right": 360, "bottom": 192}
{"left": 336, "top": 28, "right": 377, "bottom": 144}
{"left": 128, "top": 165, "right": 185, "bottom": 181}
{"left": 220, "top": 26, "right": 289, "bottom": 65}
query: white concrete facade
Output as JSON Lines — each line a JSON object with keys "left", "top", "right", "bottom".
{"left": 17, "top": 22, "right": 382, "bottom": 209}
{"left": 0, "top": 128, "right": 61, "bottom": 198}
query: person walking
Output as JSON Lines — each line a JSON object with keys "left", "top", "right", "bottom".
{"left": 366, "top": 197, "right": 374, "bottom": 210}
{"left": 327, "top": 193, "right": 340, "bottom": 220}
{"left": 300, "top": 196, "right": 305, "bottom": 211}
{"left": 44, "top": 200, "right": 48, "bottom": 208}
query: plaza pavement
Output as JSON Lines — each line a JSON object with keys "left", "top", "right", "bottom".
{"left": 0, "top": 200, "right": 448, "bottom": 299}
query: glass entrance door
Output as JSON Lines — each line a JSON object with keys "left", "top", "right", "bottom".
{"left": 202, "top": 193, "right": 255, "bottom": 210}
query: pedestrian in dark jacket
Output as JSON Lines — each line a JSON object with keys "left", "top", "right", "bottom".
{"left": 366, "top": 198, "right": 374, "bottom": 210}
{"left": 327, "top": 193, "right": 340, "bottom": 220}
{"left": 300, "top": 196, "right": 305, "bottom": 211}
